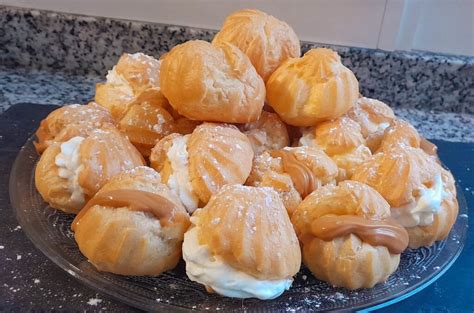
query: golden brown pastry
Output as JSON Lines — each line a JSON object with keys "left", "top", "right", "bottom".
{"left": 246, "top": 146, "right": 338, "bottom": 214}
{"left": 150, "top": 123, "right": 254, "bottom": 213}
{"left": 238, "top": 111, "right": 289, "bottom": 155}
{"left": 352, "top": 145, "right": 458, "bottom": 248}
{"left": 378, "top": 119, "right": 421, "bottom": 152}
{"left": 160, "top": 40, "right": 265, "bottom": 123}
{"left": 95, "top": 52, "right": 165, "bottom": 121}
{"left": 299, "top": 116, "right": 372, "bottom": 181}
{"left": 95, "top": 52, "right": 200, "bottom": 157}
{"left": 346, "top": 97, "right": 395, "bottom": 151}
{"left": 291, "top": 180, "right": 409, "bottom": 289}
{"left": 182, "top": 185, "right": 301, "bottom": 299}
{"left": 72, "top": 166, "right": 190, "bottom": 276}
{"left": 117, "top": 100, "right": 175, "bottom": 156}
{"left": 34, "top": 103, "right": 114, "bottom": 154}
{"left": 117, "top": 99, "right": 200, "bottom": 157}
{"left": 266, "top": 48, "right": 359, "bottom": 126}
{"left": 35, "top": 126, "right": 145, "bottom": 214}
{"left": 378, "top": 119, "right": 440, "bottom": 161}
{"left": 212, "top": 9, "right": 300, "bottom": 82}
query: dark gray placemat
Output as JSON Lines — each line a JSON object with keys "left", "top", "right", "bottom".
{"left": 0, "top": 103, "right": 138, "bottom": 312}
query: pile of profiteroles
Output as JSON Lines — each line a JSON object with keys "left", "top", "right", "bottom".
{"left": 33, "top": 9, "right": 459, "bottom": 299}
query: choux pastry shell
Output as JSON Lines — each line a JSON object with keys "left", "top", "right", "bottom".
{"left": 378, "top": 119, "right": 440, "bottom": 161}
{"left": 238, "top": 111, "right": 289, "bottom": 155}
{"left": 352, "top": 145, "right": 458, "bottom": 248}
{"left": 266, "top": 48, "right": 359, "bottom": 126}
{"left": 34, "top": 103, "right": 114, "bottom": 154}
{"left": 160, "top": 40, "right": 265, "bottom": 123}
{"left": 150, "top": 123, "right": 254, "bottom": 213}
{"left": 299, "top": 116, "right": 372, "bottom": 181}
{"left": 346, "top": 97, "right": 395, "bottom": 151}
{"left": 292, "top": 180, "right": 409, "bottom": 289}
{"left": 246, "top": 146, "right": 338, "bottom": 214}
{"left": 95, "top": 52, "right": 165, "bottom": 121}
{"left": 212, "top": 9, "right": 300, "bottom": 82}
{"left": 35, "top": 126, "right": 145, "bottom": 213}
{"left": 182, "top": 185, "right": 301, "bottom": 299}
{"left": 117, "top": 99, "right": 199, "bottom": 157}
{"left": 72, "top": 166, "right": 190, "bottom": 276}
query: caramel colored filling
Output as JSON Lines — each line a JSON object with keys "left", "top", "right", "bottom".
{"left": 311, "top": 215, "right": 409, "bottom": 254}
{"left": 270, "top": 150, "right": 319, "bottom": 198}
{"left": 72, "top": 189, "right": 184, "bottom": 231}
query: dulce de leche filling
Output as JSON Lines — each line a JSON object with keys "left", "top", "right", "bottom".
{"left": 72, "top": 189, "right": 186, "bottom": 231}
{"left": 311, "top": 215, "right": 409, "bottom": 254}
{"left": 270, "top": 150, "right": 319, "bottom": 198}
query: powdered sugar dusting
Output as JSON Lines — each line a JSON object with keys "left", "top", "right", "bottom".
{"left": 87, "top": 297, "right": 103, "bottom": 306}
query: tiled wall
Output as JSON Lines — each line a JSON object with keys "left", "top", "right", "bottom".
{"left": 0, "top": 0, "right": 473, "bottom": 56}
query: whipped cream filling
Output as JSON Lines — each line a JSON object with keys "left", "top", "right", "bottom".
{"left": 298, "top": 128, "right": 316, "bottom": 147}
{"left": 166, "top": 135, "right": 199, "bottom": 213}
{"left": 182, "top": 215, "right": 293, "bottom": 300}
{"left": 392, "top": 174, "right": 447, "bottom": 227}
{"left": 106, "top": 67, "right": 134, "bottom": 96}
{"left": 331, "top": 145, "right": 371, "bottom": 166}
{"left": 376, "top": 122, "right": 390, "bottom": 132}
{"left": 54, "top": 136, "right": 85, "bottom": 204}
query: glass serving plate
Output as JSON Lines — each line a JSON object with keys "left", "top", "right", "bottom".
{"left": 10, "top": 137, "right": 469, "bottom": 312}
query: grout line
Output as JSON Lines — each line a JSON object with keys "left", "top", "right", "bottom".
{"left": 376, "top": 0, "right": 389, "bottom": 50}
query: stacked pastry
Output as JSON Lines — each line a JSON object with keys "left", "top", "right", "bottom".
{"left": 33, "top": 8, "right": 459, "bottom": 299}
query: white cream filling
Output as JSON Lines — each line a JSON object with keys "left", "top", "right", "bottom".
{"left": 54, "top": 136, "right": 85, "bottom": 204}
{"left": 372, "top": 121, "right": 390, "bottom": 134}
{"left": 166, "top": 135, "right": 199, "bottom": 213}
{"left": 392, "top": 174, "right": 447, "bottom": 227}
{"left": 182, "top": 216, "right": 293, "bottom": 300}
{"left": 105, "top": 67, "right": 134, "bottom": 96}
{"left": 298, "top": 128, "right": 316, "bottom": 147}
{"left": 331, "top": 145, "right": 371, "bottom": 165}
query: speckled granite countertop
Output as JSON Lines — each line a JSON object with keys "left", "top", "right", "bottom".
{"left": 1, "top": 6, "right": 473, "bottom": 113}
{"left": 1, "top": 6, "right": 473, "bottom": 144}
{"left": 1, "top": 65, "right": 472, "bottom": 143}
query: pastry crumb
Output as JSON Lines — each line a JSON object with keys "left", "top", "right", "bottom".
{"left": 87, "top": 298, "right": 103, "bottom": 306}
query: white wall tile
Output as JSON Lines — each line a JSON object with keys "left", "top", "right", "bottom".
{"left": 412, "top": 0, "right": 473, "bottom": 56}
{"left": 378, "top": 0, "right": 405, "bottom": 51}
{"left": 394, "top": 0, "right": 423, "bottom": 51}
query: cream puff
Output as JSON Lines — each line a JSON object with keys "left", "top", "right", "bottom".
{"left": 266, "top": 48, "right": 359, "bottom": 126}
{"left": 72, "top": 166, "right": 190, "bottom": 276}
{"left": 160, "top": 40, "right": 265, "bottom": 123}
{"left": 299, "top": 116, "right": 372, "bottom": 181}
{"left": 117, "top": 99, "right": 200, "bottom": 157}
{"left": 150, "top": 123, "right": 254, "bottom": 213}
{"left": 352, "top": 145, "right": 458, "bottom": 248}
{"left": 378, "top": 119, "right": 440, "bottom": 161}
{"left": 34, "top": 103, "right": 115, "bottom": 154}
{"left": 238, "top": 111, "right": 289, "bottom": 155}
{"left": 346, "top": 97, "right": 395, "bottom": 152}
{"left": 183, "top": 185, "right": 301, "bottom": 299}
{"left": 35, "top": 126, "right": 145, "bottom": 214}
{"left": 95, "top": 52, "right": 165, "bottom": 121}
{"left": 212, "top": 9, "right": 300, "bottom": 82}
{"left": 246, "top": 146, "right": 338, "bottom": 214}
{"left": 291, "top": 180, "right": 409, "bottom": 289}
